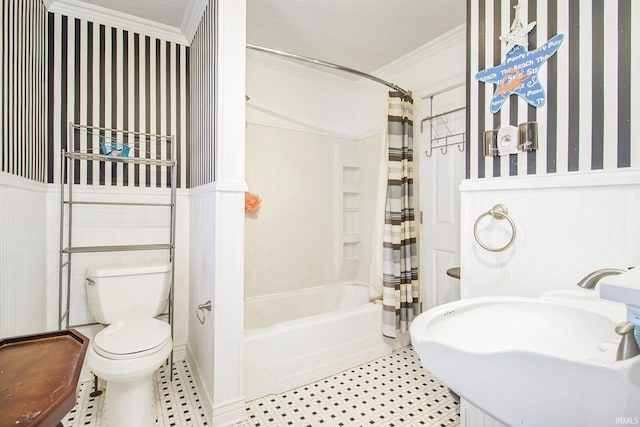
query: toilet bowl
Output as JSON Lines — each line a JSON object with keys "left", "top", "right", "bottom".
{"left": 87, "top": 318, "right": 172, "bottom": 426}
{"left": 85, "top": 263, "right": 172, "bottom": 427}
{"left": 89, "top": 318, "right": 172, "bottom": 381}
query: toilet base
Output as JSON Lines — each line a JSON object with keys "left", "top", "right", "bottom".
{"left": 103, "top": 376, "right": 157, "bottom": 427}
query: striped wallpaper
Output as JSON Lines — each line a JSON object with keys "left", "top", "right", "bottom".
{"left": 1, "top": 0, "right": 48, "bottom": 182}
{"left": 47, "top": 13, "right": 190, "bottom": 188}
{"left": 189, "top": 1, "right": 216, "bottom": 187}
{"left": 466, "top": 0, "right": 638, "bottom": 179}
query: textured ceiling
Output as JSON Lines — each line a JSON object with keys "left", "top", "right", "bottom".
{"left": 76, "top": 0, "right": 187, "bottom": 27}
{"left": 247, "top": 0, "right": 466, "bottom": 73}
{"left": 62, "top": 0, "right": 466, "bottom": 73}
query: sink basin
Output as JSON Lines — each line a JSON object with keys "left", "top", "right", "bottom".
{"left": 410, "top": 296, "right": 640, "bottom": 426}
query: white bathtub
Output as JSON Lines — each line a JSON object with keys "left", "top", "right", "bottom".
{"left": 244, "top": 283, "right": 393, "bottom": 400}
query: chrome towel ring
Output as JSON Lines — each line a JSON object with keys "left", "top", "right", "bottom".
{"left": 473, "top": 204, "right": 516, "bottom": 252}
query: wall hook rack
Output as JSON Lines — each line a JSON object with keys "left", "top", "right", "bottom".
{"left": 420, "top": 100, "right": 466, "bottom": 158}
{"left": 425, "top": 133, "right": 466, "bottom": 157}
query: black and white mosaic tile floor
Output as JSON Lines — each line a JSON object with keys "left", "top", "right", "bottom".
{"left": 237, "top": 347, "right": 460, "bottom": 427}
{"left": 62, "top": 360, "right": 208, "bottom": 426}
{"left": 63, "top": 347, "right": 460, "bottom": 426}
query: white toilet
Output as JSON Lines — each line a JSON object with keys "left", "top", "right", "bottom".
{"left": 85, "top": 263, "right": 173, "bottom": 427}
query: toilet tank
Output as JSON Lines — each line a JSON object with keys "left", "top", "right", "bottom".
{"left": 86, "top": 263, "right": 171, "bottom": 324}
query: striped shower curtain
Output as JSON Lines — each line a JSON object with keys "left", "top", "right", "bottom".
{"left": 382, "top": 92, "right": 420, "bottom": 339}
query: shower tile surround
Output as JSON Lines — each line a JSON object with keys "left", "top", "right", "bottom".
{"left": 63, "top": 347, "right": 460, "bottom": 426}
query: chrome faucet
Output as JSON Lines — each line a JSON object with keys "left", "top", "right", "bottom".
{"left": 576, "top": 268, "right": 627, "bottom": 289}
{"left": 578, "top": 268, "right": 639, "bottom": 360}
{"left": 615, "top": 322, "right": 640, "bottom": 361}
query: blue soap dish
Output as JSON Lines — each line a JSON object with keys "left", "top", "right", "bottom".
{"left": 100, "top": 138, "right": 130, "bottom": 157}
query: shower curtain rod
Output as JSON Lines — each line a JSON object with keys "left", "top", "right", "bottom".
{"left": 246, "top": 44, "right": 412, "bottom": 97}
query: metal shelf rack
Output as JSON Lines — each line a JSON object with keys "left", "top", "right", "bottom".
{"left": 58, "top": 122, "right": 177, "bottom": 377}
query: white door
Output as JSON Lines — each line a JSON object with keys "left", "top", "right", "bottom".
{"left": 416, "top": 85, "right": 466, "bottom": 310}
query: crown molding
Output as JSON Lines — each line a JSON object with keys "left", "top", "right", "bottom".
{"left": 181, "top": 0, "right": 208, "bottom": 45}
{"left": 414, "top": 74, "right": 466, "bottom": 100}
{"left": 373, "top": 24, "right": 466, "bottom": 79}
{"left": 45, "top": 0, "right": 207, "bottom": 46}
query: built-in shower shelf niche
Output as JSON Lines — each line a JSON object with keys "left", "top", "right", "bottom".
{"left": 343, "top": 242, "right": 360, "bottom": 261}
{"left": 343, "top": 210, "right": 358, "bottom": 235}
{"left": 343, "top": 166, "right": 359, "bottom": 185}
{"left": 342, "top": 166, "right": 360, "bottom": 194}
{"left": 342, "top": 166, "right": 361, "bottom": 262}
{"left": 343, "top": 233, "right": 360, "bottom": 243}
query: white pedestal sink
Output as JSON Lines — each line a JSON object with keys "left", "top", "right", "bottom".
{"left": 410, "top": 296, "right": 640, "bottom": 427}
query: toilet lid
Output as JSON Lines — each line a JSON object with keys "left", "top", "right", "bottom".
{"left": 94, "top": 318, "right": 171, "bottom": 360}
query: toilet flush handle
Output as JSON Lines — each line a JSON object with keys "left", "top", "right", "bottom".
{"left": 196, "top": 300, "right": 212, "bottom": 325}
{"left": 198, "top": 300, "right": 212, "bottom": 311}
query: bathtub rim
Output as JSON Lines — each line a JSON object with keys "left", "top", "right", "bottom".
{"left": 243, "top": 280, "right": 371, "bottom": 303}
{"left": 244, "top": 281, "right": 377, "bottom": 334}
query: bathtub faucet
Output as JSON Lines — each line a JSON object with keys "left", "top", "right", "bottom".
{"left": 576, "top": 268, "right": 627, "bottom": 290}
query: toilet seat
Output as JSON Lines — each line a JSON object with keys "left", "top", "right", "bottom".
{"left": 94, "top": 318, "right": 171, "bottom": 360}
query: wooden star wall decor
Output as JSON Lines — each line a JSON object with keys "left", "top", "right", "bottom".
{"left": 475, "top": 2, "right": 564, "bottom": 114}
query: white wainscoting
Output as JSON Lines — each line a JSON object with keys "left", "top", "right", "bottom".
{"left": 187, "top": 184, "right": 216, "bottom": 425}
{"left": 460, "top": 169, "right": 640, "bottom": 298}
{"left": 0, "top": 173, "right": 48, "bottom": 338}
